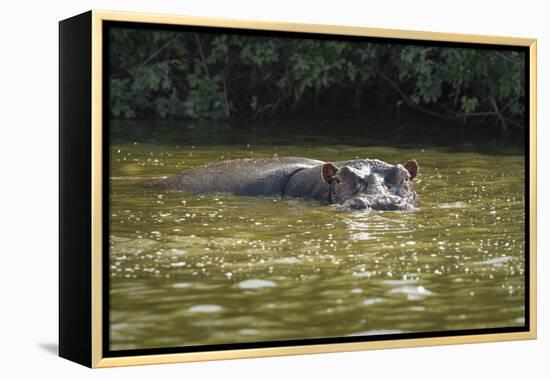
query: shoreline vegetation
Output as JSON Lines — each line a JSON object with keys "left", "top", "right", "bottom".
{"left": 109, "top": 28, "right": 526, "bottom": 142}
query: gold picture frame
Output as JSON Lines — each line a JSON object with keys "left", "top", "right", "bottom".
{"left": 59, "top": 10, "right": 537, "bottom": 368}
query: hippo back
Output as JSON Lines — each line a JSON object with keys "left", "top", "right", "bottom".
{"left": 149, "top": 157, "right": 323, "bottom": 196}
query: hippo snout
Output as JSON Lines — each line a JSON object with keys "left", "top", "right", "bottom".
{"left": 342, "top": 197, "right": 370, "bottom": 211}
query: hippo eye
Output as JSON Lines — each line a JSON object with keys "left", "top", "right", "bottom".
{"left": 334, "top": 178, "right": 341, "bottom": 184}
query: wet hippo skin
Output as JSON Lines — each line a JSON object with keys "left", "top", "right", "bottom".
{"left": 148, "top": 157, "right": 419, "bottom": 211}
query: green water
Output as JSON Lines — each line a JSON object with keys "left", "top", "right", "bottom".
{"left": 109, "top": 122, "right": 525, "bottom": 351}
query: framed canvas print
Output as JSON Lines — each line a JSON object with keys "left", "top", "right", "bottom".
{"left": 59, "top": 10, "right": 537, "bottom": 368}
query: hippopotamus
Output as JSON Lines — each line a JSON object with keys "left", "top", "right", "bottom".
{"left": 147, "top": 157, "right": 419, "bottom": 211}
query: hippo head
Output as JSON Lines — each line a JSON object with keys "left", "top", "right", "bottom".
{"left": 321, "top": 160, "right": 419, "bottom": 211}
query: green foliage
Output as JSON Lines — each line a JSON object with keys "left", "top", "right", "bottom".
{"left": 108, "top": 27, "right": 526, "bottom": 134}
{"left": 461, "top": 96, "right": 479, "bottom": 114}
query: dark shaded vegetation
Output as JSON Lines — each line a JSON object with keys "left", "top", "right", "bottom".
{"left": 109, "top": 27, "right": 526, "bottom": 141}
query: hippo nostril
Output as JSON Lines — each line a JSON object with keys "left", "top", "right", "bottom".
{"left": 342, "top": 197, "right": 369, "bottom": 211}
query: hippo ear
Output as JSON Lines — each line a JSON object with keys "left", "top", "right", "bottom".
{"left": 404, "top": 160, "right": 419, "bottom": 179}
{"left": 322, "top": 162, "right": 339, "bottom": 183}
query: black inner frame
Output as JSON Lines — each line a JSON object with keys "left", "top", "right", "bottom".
{"left": 101, "top": 20, "right": 531, "bottom": 358}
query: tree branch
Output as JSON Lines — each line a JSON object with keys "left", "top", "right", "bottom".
{"left": 490, "top": 96, "right": 508, "bottom": 134}
{"left": 375, "top": 68, "right": 462, "bottom": 124}
{"left": 193, "top": 33, "right": 211, "bottom": 79}
{"left": 140, "top": 34, "right": 181, "bottom": 67}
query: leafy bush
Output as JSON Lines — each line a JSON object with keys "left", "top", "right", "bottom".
{"left": 108, "top": 27, "right": 525, "bottom": 136}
